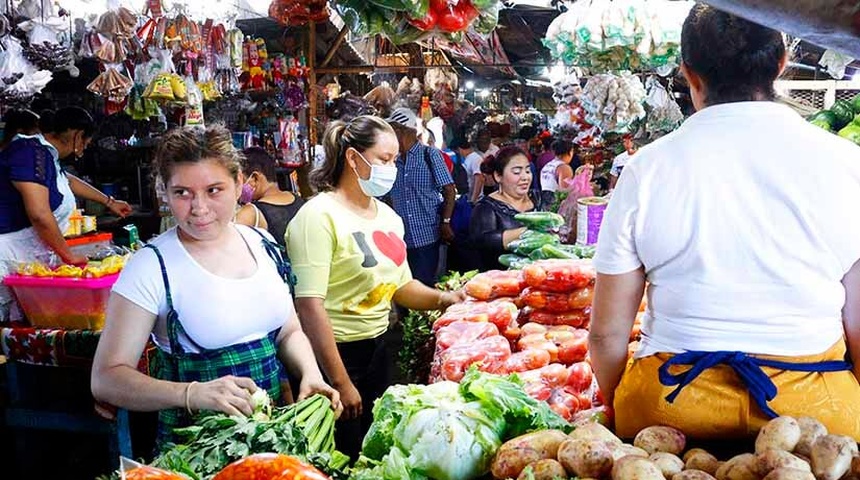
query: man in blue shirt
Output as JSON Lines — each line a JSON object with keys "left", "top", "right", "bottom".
{"left": 386, "top": 108, "right": 455, "bottom": 286}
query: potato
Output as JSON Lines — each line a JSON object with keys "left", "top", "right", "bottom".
{"left": 612, "top": 456, "right": 665, "bottom": 480}
{"left": 518, "top": 459, "right": 568, "bottom": 480}
{"left": 491, "top": 429, "right": 570, "bottom": 479}
{"left": 673, "top": 470, "right": 717, "bottom": 480}
{"left": 558, "top": 439, "right": 615, "bottom": 478}
{"left": 762, "top": 468, "right": 816, "bottom": 480}
{"left": 685, "top": 449, "right": 713, "bottom": 463}
{"left": 851, "top": 456, "right": 860, "bottom": 477}
{"left": 754, "top": 450, "right": 811, "bottom": 476}
{"left": 687, "top": 452, "right": 721, "bottom": 475}
{"left": 651, "top": 452, "right": 685, "bottom": 479}
{"left": 810, "top": 434, "right": 858, "bottom": 480}
{"left": 716, "top": 454, "right": 760, "bottom": 480}
{"left": 794, "top": 418, "right": 827, "bottom": 459}
{"left": 756, "top": 417, "right": 802, "bottom": 454}
{"left": 571, "top": 421, "right": 624, "bottom": 445}
{"left": 611, "top": 445, "right": 651, "bottom": 461}
{"left": 634, "top": 426, "right": 687, "bottom": 455}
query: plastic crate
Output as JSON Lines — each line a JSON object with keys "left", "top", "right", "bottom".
{"left": 2, "top": 273, "right": 119, "bottom": 330}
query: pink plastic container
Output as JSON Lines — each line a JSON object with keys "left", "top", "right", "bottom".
{"left": 2, "top": 273, "right": 120, "bottom": 330}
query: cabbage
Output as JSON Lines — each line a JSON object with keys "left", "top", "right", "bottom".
{"left": 350, "top": 368, "right": 570, "bottom": 480}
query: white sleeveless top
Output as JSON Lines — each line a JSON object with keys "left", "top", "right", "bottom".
{"left": 540, "top": 159, "right": 564, "bottom": 192}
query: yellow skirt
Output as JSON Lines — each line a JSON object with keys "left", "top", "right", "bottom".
{"left": 614, "top": 341, "right": 860, "bottom": 440}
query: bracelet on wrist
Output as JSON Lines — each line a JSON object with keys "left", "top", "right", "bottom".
{"left": 105, "top": 195, "right": 115, "bottom": 207}
{"left": 185, "top": 381, "right": 198, "bottom": 415}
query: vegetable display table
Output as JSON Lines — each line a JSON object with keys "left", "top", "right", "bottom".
{"left": 0, "top": 326, "right": 132, "bottom": 470}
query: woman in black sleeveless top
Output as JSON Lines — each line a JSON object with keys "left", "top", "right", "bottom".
{"left": 235, "top": 147, "right": 304, "bottom": 247}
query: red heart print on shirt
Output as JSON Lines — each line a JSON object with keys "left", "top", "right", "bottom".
{"left": 372, "top": 231, "right": 407, "bottom": 266}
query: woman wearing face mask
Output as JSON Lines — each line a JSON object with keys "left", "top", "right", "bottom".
{"left": 235, "top": 147, "right": 304, "bottom": 249}
{"left": 92, "top": 125, "right": 340, "bottom": 450}
{"left": 469, "top": 146, "right": 542, "bottom": 272}
{"left": 286, "top": 115, "right": 467, "bottom": 460}
{"left": 0, "top": 107, "right": 131, "bottom": 322}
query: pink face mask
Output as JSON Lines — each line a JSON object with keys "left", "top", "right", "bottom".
{"left": 239, "top": 182, "right": 254, "bottom": 204}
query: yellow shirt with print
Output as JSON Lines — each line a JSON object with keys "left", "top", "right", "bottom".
{"left": 286, "top": 192, "right": 412, "bottom": 343}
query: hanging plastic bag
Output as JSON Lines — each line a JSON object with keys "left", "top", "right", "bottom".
{"left": 557, "top": 165, "right": 595, "bottom": 242}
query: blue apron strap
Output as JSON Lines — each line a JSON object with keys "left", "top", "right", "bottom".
{"left": 245, "top": 226, "right": 297, "bottom": 293}
{"left": 144, "top": 244, "right": 207, "bottom": 356}
{"left": 658, "top": 350, "right": 852, "bottom": 419}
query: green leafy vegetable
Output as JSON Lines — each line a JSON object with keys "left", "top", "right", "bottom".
{"left": 149, "top": 395, "right": 348, "bottom": 480}
{"left": 349, "top": 368, "right": 570, "bottom": 480}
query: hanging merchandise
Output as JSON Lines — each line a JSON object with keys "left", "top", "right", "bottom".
{"left": 269, "top": 0, "right": 329, "bottom": 26}
{"left": 184, "top": 76, "right": 205, "bottom": 126}
{"left": 0, "top": 36, "right": 53, "bottom": 106}
{"left": 580, "top": 73, "right": 647, "bottom": 134}
{"left": 17, "top": 0, "right": 78, "bottom": 76}
{"left": 544, "top": 0, "right": 695, "bottom": 74}
{"left": 643, "top": 76, "right": 683, "bottom": 138}
{"left": 143, "top": 50, "right": 187, "bottom": 102}
{"left": 278, "top": 117, "right": 304, "bottom": 168}
{"left": 334, "top": 0, "right": 503, "bottom": 45}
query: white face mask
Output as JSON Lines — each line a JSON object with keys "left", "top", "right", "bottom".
{"left": 352, "top": 149, "right": 397, "bottom": 197}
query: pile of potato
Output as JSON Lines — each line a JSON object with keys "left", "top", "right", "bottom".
{"left": 490, "top": 417, "right": 860, "bottom": 480}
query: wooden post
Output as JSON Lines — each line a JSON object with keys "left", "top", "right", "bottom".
{"left": 298, "top": 21, "right": 317, "bottom": 198}
{"left": 319, "top": 26, "right": 349, "bottom": 70}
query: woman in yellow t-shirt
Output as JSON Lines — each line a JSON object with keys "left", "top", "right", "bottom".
{"left": 286, "top": 116, "right": 466, "bottom": 459}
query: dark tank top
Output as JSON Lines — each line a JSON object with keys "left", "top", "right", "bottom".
{"left": 253, "top": 197, "right": 304, "bottom": 248}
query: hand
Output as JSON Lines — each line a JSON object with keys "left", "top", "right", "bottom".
{"left": 63, "top": 252, "right": 89, "bottom": 267}
{"left": 440, "top": 289, "right": 467, "bottom": 309}
{"left": 334, "top": 380, "right": 362, "bottom": 421}
{"left": 188, "top": 375, "right": 258, "bottom": 417}
{"left": 440, "top": 223, "right": 455, "bottom": 244}
{"left": 298, "top": 375, "right": 344, "bottom": 419}
{"left": 107, "top": 199, "right": 133, "bottom": 217}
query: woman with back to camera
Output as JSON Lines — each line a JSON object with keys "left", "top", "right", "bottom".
{"left": 286, "top": 115, "right": 466, "bottom": 459}
{"left": 590, "top": 4, "right": 860, "bottom": 439}
{"left": 91, "top": 125, "right": 340, "bottom": 450}
{"left": 469, "top": 146, "right": 542, "bottom": 272}
{"left": 235, "top": 147, "right": 304, "bottom": 249}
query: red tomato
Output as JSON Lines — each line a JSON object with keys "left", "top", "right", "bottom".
{"left": 407, "top": 10, "right": 437, "bottom": 31}
{"left": 273, "top": 460, "right": 330, "bottom": 480}
{"left": 435, "top": 320, "right": 499, "bottom": 351}
{"left": 520, "top": 322, "right": 547, "bottom": 337}
{"left": 530, "top": 309, "right": 589, "bottom": 327}
{"left": 214, "top": 454, "right": 306, "bottom": 480}
{"left": 436, "top": 7, "right": 468, "bottom": 33}
{"left": 524, "top": 383, "right": 552, "bottom": 402}
{"left": 522, "top": 263, "right": 548, "bottom": 287}
{"left": 548, "top": 401, "right": 572, "bottom": 420}
{"left": 558, "top": 336, "right": 588, "bottom": 365}
{"left": 538, "top": 363, "right": 570, "bottom": 387}
{"left": 503, "top": 349, "right": 551, "bottom": 373}
{"left": 576, "top": 393, "right": 593, "bottom": 411}
{"left": 125, "top": 466, "right": 186, "bottom": 480}
{"left": 517, "top": 334, "right": 559, "bottom": 363}
{"left": 464, "top": 279, "right": 493, "bottom": 300}
{"left": 457, "top": 0, "right": 481, "bottom": 24}
{"left": 430, "top": 0, "right": 450, "bottom": 13}
{"left": 566, "top": 362, "right": 594, "bottom": 392}
{"left": 568, "top": 287, "right": 594, "bottom": 310}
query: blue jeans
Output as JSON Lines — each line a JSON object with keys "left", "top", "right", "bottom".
{"left": 407, "top": 242, "right": 440, "bottom": 287}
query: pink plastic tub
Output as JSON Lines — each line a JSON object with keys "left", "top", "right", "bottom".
{"left": 3, "top": 273, "right": 120, "bottom": 330}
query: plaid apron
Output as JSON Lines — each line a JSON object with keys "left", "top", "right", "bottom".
{"left": 145, "top": 238, "right": 288, "bottom": 449}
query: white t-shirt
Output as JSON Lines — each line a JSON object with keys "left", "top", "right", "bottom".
{"left": 610, "top": 151, "right": 631, "bottom": 177}
{"left": 540, "top": 159, "right": 564, "bottom": 192}
{"left": 594, "top": 101, "right": 860, "bottom": 358}
{"left": 113, "top": 225, "right": 293, "bottom": 353}
{"left": 463, "top": 151, "right": 483, "bottom": 192}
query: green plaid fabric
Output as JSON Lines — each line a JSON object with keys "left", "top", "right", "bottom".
{"left": 151, "top": 332, "right": 282, "bottom": 449}
{"left": 144, "top": 244, "right": 283, "bottom": 450}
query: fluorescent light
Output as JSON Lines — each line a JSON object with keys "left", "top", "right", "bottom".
{"left": 466, "top": 81, "right": 475, "bottom": 90}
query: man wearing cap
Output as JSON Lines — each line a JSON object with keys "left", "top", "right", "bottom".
{"left": 386, "top": 108, "right": 456, "bottom": 287}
